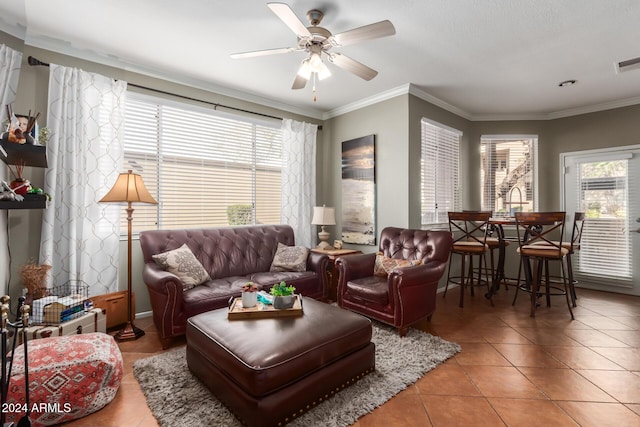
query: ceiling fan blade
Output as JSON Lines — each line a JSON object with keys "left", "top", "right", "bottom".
{"left": 230, "top": 47, "right": 296, "bottom": 59}
{"left": 292, "top": 73, "right": 308, "bottom": 90}
{"left": 267, "top": 2, "right": 312, "bottom": 38}
{"left": 332, "top": 20, "right": 396, "bottom": 46}
{"left": 329, "top": 53, "right": 378, "bottom": 81}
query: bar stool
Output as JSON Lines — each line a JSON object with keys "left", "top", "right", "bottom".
{"left": 513, "top": 211, "right": 574, "bottom": 319}
{"left": 528, "top": 212, "right": 585, "bottom": 306}
{"left": 445, "top": 211, "right": 493, "bottom": 308}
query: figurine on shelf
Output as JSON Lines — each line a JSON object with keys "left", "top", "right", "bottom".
{"left": 2, "top": 106, "right": 39, "bottom": 144}
{"left": 0, "top": 180, "right": 24, "bottom": 202}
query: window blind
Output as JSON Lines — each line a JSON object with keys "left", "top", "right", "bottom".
{"left": 421, "top": 119, "right": 461, "bottom": 226}
{"left": 575, "top": 159, "right": 631, "bottom": 281}
{"left": 122, "top": 93, "right": 282, "bottom": 233}
{"left": 480, "top": 136, "right": 538, "bottom": 217}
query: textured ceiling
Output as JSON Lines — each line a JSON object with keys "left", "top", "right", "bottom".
{"left": 2, "top": 0, "right": 640, "bottom": 120}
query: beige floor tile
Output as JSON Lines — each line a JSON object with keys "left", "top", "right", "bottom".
{"left": 462, "top": 365, "right": 547, "bottom": 399}
{"left": 422, "top": 395, "right": 505, "bottom": 427}
{"left": 556, "top": 401, "right": 640, "bottom": 427}
{"left": 489, "top": 398, "right": 580, "bottom": 426}
{"left": 542, "top": 345, "right": 625, "bottom": 370}
{"left": 492, "top": 343, "right": 567, "bottom": 368}
{"left": 513, "top": 327, "right": 582, "bottom": 346}
{"left": 415, "top": 364, "right": 482, "bottom": 396}
{"left": 519, "top": 367, "right": 616, "bottom": 402}
{"left": 591, "top": 346, "right": 640, "bottom": 371}
{"left": 561, "top": 328, "right": 630, "bottom": 347}
{"left": 357, "top": 389, "right": 430, "bottom": 427}
{"left": 454, "top": 342, "right": 512, "bottom": 366}
{"left": 577, "top": 370, "right": 640, "bottom": 404}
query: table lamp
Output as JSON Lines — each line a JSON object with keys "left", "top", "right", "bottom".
{"left": 311, "top": 205, "right": 336, "bottom": 250}
{"left": 100, "top": 170, "right": 157, "bottom": 341}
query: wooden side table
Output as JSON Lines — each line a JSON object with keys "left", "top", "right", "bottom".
{"left": 311, "top": 248, "right": 362, "bottom": 301}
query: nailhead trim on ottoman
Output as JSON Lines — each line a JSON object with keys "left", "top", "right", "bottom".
{"left": 5, "top": 332, "right": 123, "bottom": 426}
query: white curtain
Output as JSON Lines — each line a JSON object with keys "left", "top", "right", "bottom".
{"left": 0, "top": 44, "right": 22, "bottom": 124}
{"left": 281, "top": 119, "right": 317, "bottom": 248}
{"left": 40, "top": 64, "right": 126, "bottom": 296}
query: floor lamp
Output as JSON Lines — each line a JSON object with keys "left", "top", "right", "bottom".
{"left": 100, "top": 170, "right": 157, "bottom": 341}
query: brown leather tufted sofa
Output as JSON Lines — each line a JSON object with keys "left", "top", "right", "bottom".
{"left": 336, "top": 227, "right": 453, "bottom": 336}
{"left": 140, "top": 225, "right": 329, "bottom": 348}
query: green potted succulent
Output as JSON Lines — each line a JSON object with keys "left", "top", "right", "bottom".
{"left": 270, "top": 281, "right": 296, "bottom": 309}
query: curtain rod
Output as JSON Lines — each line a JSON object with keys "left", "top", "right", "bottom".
{"left": 27, "top": 56, "right": 321, "bottom": 128}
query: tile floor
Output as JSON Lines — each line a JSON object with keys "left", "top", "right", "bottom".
{"left": 63, "top": 286, "right": 640, "bottom": 426}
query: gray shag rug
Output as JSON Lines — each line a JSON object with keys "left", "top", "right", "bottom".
{"left": 133, "top": 322, "right": 460, "bottom": 426}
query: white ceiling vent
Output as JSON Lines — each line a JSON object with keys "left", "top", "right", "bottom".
{"left": 615, "top": 56, "right": 640, "bottom": 73}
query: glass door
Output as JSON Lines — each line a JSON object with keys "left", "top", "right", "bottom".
{"left": 562, "top": 145, "right": 640, "bottom": 296}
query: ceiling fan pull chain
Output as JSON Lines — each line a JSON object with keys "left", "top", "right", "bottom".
{"left": 312, "top": 72, "right": 318, "bottom": 102}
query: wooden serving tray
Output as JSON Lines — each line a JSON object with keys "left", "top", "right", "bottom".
{"left": 228, "top": 295, "right": 303, "bottom": 320}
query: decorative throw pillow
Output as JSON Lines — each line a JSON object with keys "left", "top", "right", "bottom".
{"left": 152, "top": 244, "right": 210, "bottom": 291}
{"left": 373, "top": 252, "right": 388, "bottom": 277}
{"left": 270, "top": 242, "right": 309, "bottom": 272}
{"left": 374, "top": 252, "right": 423, "bottom": 277}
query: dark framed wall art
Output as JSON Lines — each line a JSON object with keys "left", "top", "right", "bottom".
{"left": 341, "top": 134, "right": 376, "bottom": 245}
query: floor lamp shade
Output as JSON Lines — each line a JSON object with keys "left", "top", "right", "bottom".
{"left": 99, "top": 170, "right": 157, "bottom": 204}
{"left": 100, "top": 170, "right": 157, "bottom": 341}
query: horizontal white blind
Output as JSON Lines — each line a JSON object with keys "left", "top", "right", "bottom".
{"left": 575, "top": 159, "right": 631, "bottom": 280}
{"left": 421, "top": 119, "right": 461, "bottom": 226}
{"left": 480, "top": 137, "right": 538, "bottom": 217}
{"left": 122, "top": 94, "right": 282, "bottom": 233}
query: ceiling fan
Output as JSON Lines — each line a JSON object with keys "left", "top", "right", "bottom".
{"left": 231, "top": 3, "right": 395, "bottom": 99}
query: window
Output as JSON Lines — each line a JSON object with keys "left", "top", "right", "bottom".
{"left": 480, "top": 136, "right": 538, "bottom": 217}
{"left": 421, "top": 118, "right": 461, "bottom": 226}
{"left": 123, "top": 92, "right": 282, "bottom": 233}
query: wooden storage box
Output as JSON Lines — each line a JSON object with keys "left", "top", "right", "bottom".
{"left": 91, "top": 291, "right": 133, "bottom": 330}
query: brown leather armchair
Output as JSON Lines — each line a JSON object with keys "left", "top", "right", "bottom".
{"left": 335, "top": 227, "right": 453, "bottom": 336}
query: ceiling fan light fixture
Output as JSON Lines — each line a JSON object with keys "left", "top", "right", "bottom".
{"left": 309, "top": 52, "right": 323, "bottom": 69}
{"left": 298, "top": 54, "right": 331, "bottom": 80}
{"left": 297, "top": 58, "right": 312, "bottom": 79}
{"left": 317, "top": 62, "right": 331, "bottom": 80}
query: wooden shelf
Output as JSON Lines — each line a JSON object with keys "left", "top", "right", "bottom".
{"left": 0, "top": 140, "right": 48, "bottom": 168}
{"left": 0, "top": 194, "right": 47, "bottom": 210}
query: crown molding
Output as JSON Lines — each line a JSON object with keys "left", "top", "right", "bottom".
{"left": 322, "top": 84, "right": 412, "bottom": 120}
{"left": 0, "top": 19, "right": 26, "bottom": 41}
{"left": 544, "top": 96, "right": 640, "bottom": 120}
{"left": 23, "top": 35, "right": 326, "bottom": 121}
{"left": 322, "top": 83, "right": 476, "bottom": 121}
{"left": 407, "top": 84, "right": 474, "bottom": 120}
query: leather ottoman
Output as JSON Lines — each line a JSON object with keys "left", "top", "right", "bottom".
{"left": 186, "top": 298, "right": 375, "bottom": 427}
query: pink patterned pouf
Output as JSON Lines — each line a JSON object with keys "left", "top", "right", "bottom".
{"left": 5, "top": 332, "right": 123, "bottom": 426}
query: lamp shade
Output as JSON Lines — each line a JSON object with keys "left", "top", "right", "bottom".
{"left": 99, "top": 170, "right": 157, "bottom": 204}
{"left": 311, "top": 205, "right": 336, "bottom": 226}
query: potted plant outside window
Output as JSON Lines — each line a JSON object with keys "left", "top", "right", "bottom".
{"left": 270, "top": 281, "right": 296, "bottom": 309}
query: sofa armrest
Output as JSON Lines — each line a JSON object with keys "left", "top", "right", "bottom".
{"left": 142, "top": 263, "right": 184, "bottom": 295}
{"left": 142, "top": 262, "right": 186, "bottom": 346}
{"left": 306, "top": 251, "right": 330, "bottom": 299}
{"left": 307, "top": 251, "right": 329, "bottom": 274}
{"left": 387, "top": 261, "right": 448, "bottom": 325}
{"left": 335, "top": 253, "right": 377, "bottom": 301}
{"left": 390, "top": 261, "right": 448, "bottom": 289}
